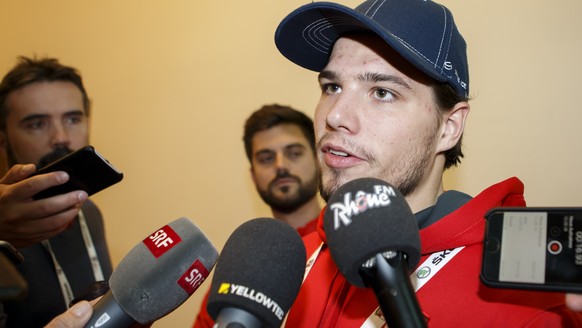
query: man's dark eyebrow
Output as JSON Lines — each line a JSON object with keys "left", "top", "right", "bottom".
{"left": 254, "top": 149, "right": 275, "bottom": 157}
{"left": 318, "top": 70, "right": 411, "bottom": 91}
{"left": 255, "top": 143, "right": 306, "bottom": 155}
{"left": 20, "top": 109, "right": 85, "bottom": 123}
{"left": 285, "top": 143, "right": 307, "bottom": 150}
{"left": 63, "top": 109, "right": 85, "bottom": 115}
{"left": 359, "top": 72, "right": 411, "bottom": 90}
{"left": 19, "top": 114, "right": 49, "bottom": 125}
{"left": 318, "top": 70, "right": 338, "bottom": 81}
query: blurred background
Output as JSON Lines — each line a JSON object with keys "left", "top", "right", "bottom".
{"left": 1, "top": 0, "right": 581, "bottom": 326}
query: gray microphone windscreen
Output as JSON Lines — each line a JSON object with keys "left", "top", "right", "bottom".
{"left": 109, "top": 217, "right": 218, "bottom": 324}
{"left": 207, "top": 218, "right": 306, "bottom": 328}
{"left": 323, "top": 178, "right": 421, "bottom": 287}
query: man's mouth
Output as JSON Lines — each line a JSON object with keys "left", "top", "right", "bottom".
{"left": 329, "top": 149, "right": 349, "bottom": 157}
{"left": 274, "top": 177, "right": 297, "bottom": 185}
{"left": 321, "top": 144, "right": 364, "bottom": 168}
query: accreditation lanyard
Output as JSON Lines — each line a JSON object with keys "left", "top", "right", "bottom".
{"left": 41, "top": 210, "right": 105, "bottom": 308}
{"left": 301, "top": 243, "right": 465, "bottom": 328}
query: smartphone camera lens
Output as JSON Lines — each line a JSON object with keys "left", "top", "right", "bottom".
{"left": 550, "top": 226, "right": 561, "bottom": 237}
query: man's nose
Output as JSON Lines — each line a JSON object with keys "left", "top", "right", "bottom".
{"left": 323, "top": 93, "right": 360, "bottom": 134}
{"left": 50, "top": 124, "right": 70, "bottom": 147}
{"left": 275, "top": 153, "right": 287, "bottom": 169}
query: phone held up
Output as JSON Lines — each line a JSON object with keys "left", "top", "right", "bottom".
{"left": 481, "top": 207, "right": 582, "bottom": 293}
{"left": 31, "top": 145, "right": 123, "bottom": 200}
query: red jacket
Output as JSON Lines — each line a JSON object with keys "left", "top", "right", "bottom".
{"left": 285, "top": 177, "right": 582, "bottom": 327}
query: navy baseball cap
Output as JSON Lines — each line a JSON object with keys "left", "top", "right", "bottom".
{"left": 275, "top": 0, "right": 469, "bottom": 98}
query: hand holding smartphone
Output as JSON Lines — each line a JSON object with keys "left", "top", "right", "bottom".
{"left": 481, "top": 207, "right": 582, "bottom": 293}
{"left": 31, "top": 146, "right": 123, "bottom": 200}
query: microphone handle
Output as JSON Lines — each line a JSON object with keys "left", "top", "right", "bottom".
{"left": 215, "top": 307, "right": 262, "bottom": 328}
{"left": 84, "top": 291, "right": 135, "bottom": 328}
{"left": 360, "top": 252, "right": 426, "bottom": 328}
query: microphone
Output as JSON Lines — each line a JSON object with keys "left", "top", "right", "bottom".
{"left": 84, "top": 217, "right": 219, "bottom": 328}
{"left": 323, "top": 178, "right": 425, "bottom": 328}
{"left": 206, "top": 218, "right": 306, "bottom": 328}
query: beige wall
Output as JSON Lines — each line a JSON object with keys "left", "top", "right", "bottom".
{"left": 1, "top": 0, "right": 581, "bottom": 327}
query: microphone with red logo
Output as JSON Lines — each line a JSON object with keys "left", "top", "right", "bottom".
{"left": 206, "top": 218, "right": 306, "bottom": 328}
{"left": 323, "top": 178, "right": 425, "bottom": 328}
{"left": 84, "top": 217, "right": 218, "bottom": 328}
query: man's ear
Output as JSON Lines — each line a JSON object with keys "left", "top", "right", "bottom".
{"left": 436, "top": 101, "right": 470, "bottom": 153}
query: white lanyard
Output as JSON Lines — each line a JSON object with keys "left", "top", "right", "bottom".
{"left": 41, "top": 210, "right": 104, "bottom": 308}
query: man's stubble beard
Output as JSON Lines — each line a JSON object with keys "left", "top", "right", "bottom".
{"left": 318, "top": 129, "right": 437, "bottom": 203}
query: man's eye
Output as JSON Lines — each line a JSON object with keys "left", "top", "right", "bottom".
{"left": 373, "top": 88, "right": 395, "bottom": 102}
{"left": 322, "top": 83, "right": 342, "bottom": 94}
{"left": 257, "top": 155, "right": 274, "bottom": 164}
{"left": 65, "top": 115, "right": 84, "bottom": 125}
{"left": 287, "top": 149, "right": 304, "bottom": 159}
{"left": 25, "top": 120, "right": 46, "bottom": 130}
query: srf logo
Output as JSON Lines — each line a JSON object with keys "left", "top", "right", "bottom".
{"left": 177, "top": 259, "right": 210, "bottom": 295}
{"left": 143, "top": 225, "right": 182, "bottom": 258}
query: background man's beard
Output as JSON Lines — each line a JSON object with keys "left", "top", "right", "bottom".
{"left": 258, "top": 175, "right": 318, "bottom": 214}
{"left": 37, "top": 146, "right": 74, "bottom": 168}
{"left": 3, "top": 133, "right": 74, "bottom": 167}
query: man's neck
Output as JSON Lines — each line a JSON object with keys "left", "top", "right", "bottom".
{"left": 271, "top": 197, "right": 322, "bottom": 230}
{"left": 405, "top": 167, "right": 445, "bottom": 214}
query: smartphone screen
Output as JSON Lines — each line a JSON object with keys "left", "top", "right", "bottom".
{"left": 481, "top": 207, "right": 582, "bottom": 292}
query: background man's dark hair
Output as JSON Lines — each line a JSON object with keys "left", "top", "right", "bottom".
{"left": 243, "top": 104, "right": 315, "bottom": 162}
{"left": 0, "top": 56, "right": 91, "bottom": 130}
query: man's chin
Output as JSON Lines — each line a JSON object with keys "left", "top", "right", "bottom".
{"left": 319, "top": 170, "right": 365, "bottom": 202}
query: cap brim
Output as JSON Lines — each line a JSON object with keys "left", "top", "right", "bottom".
{"left": 274, "top": 2, "right": 447, "bottom": 83}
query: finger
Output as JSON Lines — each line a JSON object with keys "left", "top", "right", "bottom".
{"left": 0, "top": 203, "right": 83, "bottom": 248}
{"left": 0, "top": 164, "right": 36, "bottom": 184}
{"left": 0, "top": 187, "right": 86, "bottom": 223}
{"left": 566, "top": 294, "right": 582, "bottom": 312}
{"left": 20, "top": 191, "right": 88, "bottom": 219}
{"left": 1, "top": 171, "right": 70, "bottom": 201}
{"left": 44, "top": 301, "right": 93, "bottom": 328}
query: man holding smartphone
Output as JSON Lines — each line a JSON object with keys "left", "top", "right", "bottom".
{"left": 0, "top": 57, "right": 112, "bottom": 327}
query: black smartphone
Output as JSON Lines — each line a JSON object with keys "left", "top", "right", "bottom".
{"left": 481, "top": 207, "right": 582, "bottom": 293}
{"left": 31, "top": 145, "right": 124, "bottom": 200}
{"left": 0, "top": 240, "right": 28, "bottom": 301}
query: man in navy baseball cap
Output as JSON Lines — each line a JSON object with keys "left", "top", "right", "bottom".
{"left": 273, "top": 1, "right": 582, "bottom": 327}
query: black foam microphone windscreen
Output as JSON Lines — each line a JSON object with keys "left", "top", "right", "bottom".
{"left": 85, "top": 217, "right": 218, "bottom": 327}
{"left": 206, "top": 218, "right": 306, "bottom": 328}
{"left": 323, "top": 177, "right": 421, "bottom": 288}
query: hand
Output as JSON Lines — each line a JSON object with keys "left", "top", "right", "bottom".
{"left": 0, "top": 164, "right": 88, "bottom": 248}
{"left": 566, "top": 294, "right": 582, "bottom": 312}
{"left": 44, "top": 301, "right": 93, "bottom": 328}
